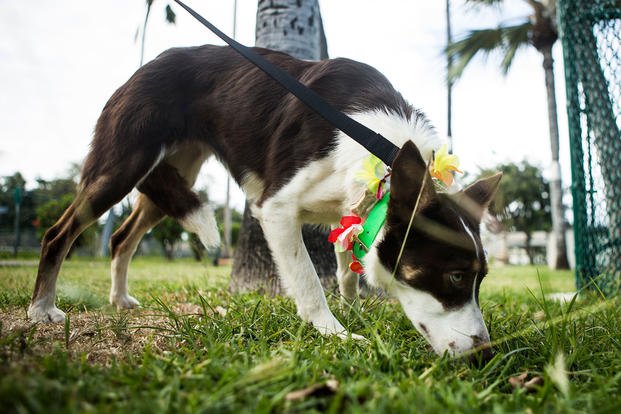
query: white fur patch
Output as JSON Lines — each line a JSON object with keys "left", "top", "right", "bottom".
{"left": 180, "top": 204, "right": 220, "bottom": 248}
{"left": 361, "top": 228, "right": 395, "bottom": 291}
{"left": 459, "top": 217, "right": 480, "bottom": 260}
{"left": 334, "top": 110, "right": 441, "bottom": 171}
{"left": 331, "top": 110, "right": 442, "bottom": 213}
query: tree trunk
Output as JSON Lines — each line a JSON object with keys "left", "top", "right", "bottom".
{"left": 541, "top": 45, "right": 570, "bottom": 269}
{"left": 229, "top": 0, "right": 336, "bottom": 296}
{"left": 189, "top": 234, "right": 204, "bottom": 261}
{"left": 499, "top": 231, "right": 509, "bottom": 265}
{"left": 163, "top": 242, "right": 174, "bottom": 261}
{"left": 525, "top": 233, "right": 534, "bottom": 265}
{"left": 254, "top": 0, "right": 324, "bottom": 60}
{"left": 230, "top": 204, "right": 280, "bottom": 294}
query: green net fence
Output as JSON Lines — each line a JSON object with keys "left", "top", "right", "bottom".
{"left": 559, "top": 0, "right": 621, "bottom": 295}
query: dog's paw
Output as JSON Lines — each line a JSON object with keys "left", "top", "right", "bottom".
{"left": 309, "top": 313, "right": 361, "bottom": 339}
{"left": 27, "top": 303, "right": 66, "bottom": 323}
{"left": 110, "top": 294, "right": 140, "bottom": 310}
{"left": 309, "top": 313, "right": 344, "bottom": 334}
{"left": 336, "top": 331, "right": 368, "bottom": 342}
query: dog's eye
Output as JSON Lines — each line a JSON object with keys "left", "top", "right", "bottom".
{"left": 449, "top": 273, "right": 465, "bottom": 286}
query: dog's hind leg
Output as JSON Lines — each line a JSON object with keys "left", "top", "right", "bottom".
{"left": 28, "top": 189, "right": 128, "bottom": 322}
{"left": 28, "top": 147, "right": 165, "bottom": 323}
{"left": 109, "top": 194, "right": 164, "bottom": 309}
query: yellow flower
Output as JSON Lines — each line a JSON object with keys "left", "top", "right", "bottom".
{"left": 429, "top": 144, "right": 463, "bottom": 186}
{"left": 355, "top": 155, "right": 385, "bottom": 194}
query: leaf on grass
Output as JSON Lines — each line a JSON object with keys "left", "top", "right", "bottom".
{"left": 239, "top": 357, "right": 291, "bottom": 386}
{"left": 285, "top": 379, "right": 339, "bottom": 401}
{"left": 546, "top": 352, "right": 569, "bottom": 397}
{"left": 173, "top": 303, "right": 203, "bottom": 315}
{"left": 509, "top": 372, "right": 544, "bottom": 393}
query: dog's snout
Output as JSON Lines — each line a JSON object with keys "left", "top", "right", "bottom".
{"left": 467, "top": 338, "right": 493, "bottom": 366}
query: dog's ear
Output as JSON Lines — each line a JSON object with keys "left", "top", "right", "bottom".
{"left": 390, "top": 141, "right": 436, "bottom": 209}
{"left": 454, "top": 172, "right": 502, "bottom": 222}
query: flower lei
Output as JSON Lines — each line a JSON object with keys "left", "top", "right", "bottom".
{"left": 328, "top": 144, "right": 462, "bottom": 275}
{"left": 429, "top": 144, "right": 462, "bottom": 188}
{"left": 328, "top": 215, "right": 366, "bottom": 274}
{"left": 328, "top": 154, "right": 391, "bottom": 274}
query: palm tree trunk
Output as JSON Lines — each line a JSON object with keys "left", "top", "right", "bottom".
{"left": 229, "top": 0, "right": 336, "bottom": 296}
{"left": 446, "top": 0, "right": 454, "bottom": 152}
{"left": 230, "top": 203, "right": 280, "bottom": 294}
{"left": 140, "top": 0, "right": 153, "bottom": 67}
{"left": 255, "top": 0, "right": 323, "bottom": 60}
{"left": 541, "top": 45, "right": 570, "bottom": 269}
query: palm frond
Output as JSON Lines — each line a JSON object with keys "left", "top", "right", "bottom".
{"left": 463, "top": 0, "right": 505, "bottom": 11}
{"left": 447, "top": 28, "right": 504, "bottom": 81}
{"left": 446, "top": 20, "right": 532, "bottom": 81}
{"left": 464, "top": 0, "right": 504, "bottom": 3}
{"left": 165, "top": 4, "right": 176, "bottom": 24}
{"left": 500, "top": 21, "right": 532, "bottom": 73}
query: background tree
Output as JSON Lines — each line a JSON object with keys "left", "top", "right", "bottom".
{"left": 481, "top": 161, "right": 552, "bottom": 264}
{"left": 0, "top": 173, "right": 28, "bottom": 231}
{"left": 446, "top": 0, "right": 569, "bottom": 269}
{"left": 0, "top": 167, "right": 100, "bottom": 255}
{"left": 229, "top": 0, "right": 334, "bottom": 295}
{"left": 33, "top": 165, "right": 99, "bottom": 255}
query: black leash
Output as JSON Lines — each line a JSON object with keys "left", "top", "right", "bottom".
{"left": 173, "top": 0, "right": 400, "bottom": 167}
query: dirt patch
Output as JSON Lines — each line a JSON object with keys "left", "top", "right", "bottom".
{"left": 0, "top": 304, "right": 212, "bottom": 365}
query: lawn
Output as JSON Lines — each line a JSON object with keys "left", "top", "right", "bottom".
{"left": 1, "top": 257, "right": 620, "bottom": 413}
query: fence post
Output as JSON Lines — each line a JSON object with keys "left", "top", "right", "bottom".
{"left": 558, "top": 0, "right": 621, "bottom": 295}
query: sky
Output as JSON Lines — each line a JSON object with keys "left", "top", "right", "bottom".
{"left": 0, "top": 0, "right": 571, "bottom": 211}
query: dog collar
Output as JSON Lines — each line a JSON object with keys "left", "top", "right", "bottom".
{"left": 352, "top": 191, "right": 390, "bottom": 261}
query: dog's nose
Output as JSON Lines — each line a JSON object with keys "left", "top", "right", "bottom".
{"left": 467, "top": 335, "right": 493, "bottom": 366}
{"left": 468, "top": 345, "right": 493, "bottom": 366}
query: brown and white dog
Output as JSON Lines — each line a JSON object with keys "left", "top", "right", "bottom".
{"left": 28, "top": 45, "right": 501, "bottom": 359}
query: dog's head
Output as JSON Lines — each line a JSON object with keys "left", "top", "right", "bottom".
{"left": 364, "top": 141, "right": 501, "bottom": 359}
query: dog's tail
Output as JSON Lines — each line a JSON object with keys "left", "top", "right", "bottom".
{"left": 179, "top": 204, "right": 221, "bottom": 249}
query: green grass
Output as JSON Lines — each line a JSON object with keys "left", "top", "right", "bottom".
{"left": 1, "top": 258, "right": 620, "bottom": 413}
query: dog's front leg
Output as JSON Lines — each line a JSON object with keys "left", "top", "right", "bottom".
{"left": 256, "top": 202, "right": 357, "bottom": 338}
{"left": 335, "top": 250, "right": 359, "bottom": 301}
